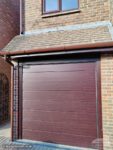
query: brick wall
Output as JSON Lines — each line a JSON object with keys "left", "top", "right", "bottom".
{"left": 0, "top": 0, "right": 20, "bottom": 50}
{"left": 101, "top": 54, "right": 113, "bottom": 150}
{"left": 13, "top": 65, "right": 19, "bottom": 140}
{"left": 24, "top": 0, "right": 110, "bottom": 31}
{"left": 0, "top": 57, "right": 12, "bottom": 125}
{"left": 0, "top": 57, "right": 11, "bottom": 92}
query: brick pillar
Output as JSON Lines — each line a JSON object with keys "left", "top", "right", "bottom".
{"left": 13, "top": 65, "right": 19, "bottom": 140}
{"left": 101, "top": 54, "right": 113, "bottom": 150}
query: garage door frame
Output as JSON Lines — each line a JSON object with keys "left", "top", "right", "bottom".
{"left": 17, "top": 57, "right": 102, "bottom": 146}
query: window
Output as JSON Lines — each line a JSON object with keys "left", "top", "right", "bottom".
{"left": 44, "top": 0, "right": 59, "bottom": 12}
{"left": 43, "top": 0, "right": 79, "bottom": 14}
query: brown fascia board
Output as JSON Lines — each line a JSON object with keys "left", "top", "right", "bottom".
{"left": 1, "top": 41, "right": 113, "bottom": 56}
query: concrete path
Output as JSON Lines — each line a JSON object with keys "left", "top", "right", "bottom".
{"left": 0, "top": 123, "right": 11, "bottom": 138}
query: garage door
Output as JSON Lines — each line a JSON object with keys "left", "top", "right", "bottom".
{"left": 22, "top": 61, "right": 101, "bottom": 148}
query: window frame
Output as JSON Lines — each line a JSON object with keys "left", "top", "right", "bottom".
{"left": 42, "top": 0, "right": 79, "bottom": 14}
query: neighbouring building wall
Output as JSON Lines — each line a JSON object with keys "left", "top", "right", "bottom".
{"left": 0, "top": 57, "right": 12, "bottom": 124}
{"left": 0, "top": 57, "right": 11, "bottom": 90}
{"left": 24, "top": 0, "right": 110, "bottom": 31}
{"left": 0, "top": 0, "right": 20, "bottom": 50}
{"left": 101, "top": 54, "right": 113, "bottom": 150}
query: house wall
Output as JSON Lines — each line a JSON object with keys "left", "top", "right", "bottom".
{"left": 6, "top": 1, "right": 113, "bottom": 150}
{"left": 24, "top": 0, "right": 110, "bottom": 31}
{"left": 0, "top": 0, "right": 20, "bottom": 50}
{"left": 101, "top": 54, "right": 113, "bottom": 150}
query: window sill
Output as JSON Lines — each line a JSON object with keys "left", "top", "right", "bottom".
{"left": 42, "top": 9, "right": 81, "bottom": 18}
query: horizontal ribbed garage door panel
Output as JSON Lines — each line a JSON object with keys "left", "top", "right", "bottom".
{"left": 23, "top": 73, "right": 95, "bottom": 91}
{"left": 23, "top": 120, "right": 96, "bottom": 136}
{"left": 22, "top": 62, "right": 98, "bottom": 148}
{"left": 23, "top": 130, "right": 95, "bottom": 148}
{"left": 23, "top": 99, "right": 96, "bottom": 112}
{"left": 23, "top": 110, "right": 96, "bottom": 123}
{"left": 23, "top": 63, "right": 95, "bottom": 72}
{"left": 23, "top": 91, "right": 95, "bottom": 101}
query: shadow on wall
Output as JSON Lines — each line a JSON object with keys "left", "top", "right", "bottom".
{"left": 92, "top": 138, "right": 103, "bottom": 150}
{"left": 0, "top": 73, "right": 10, "bottom": 125}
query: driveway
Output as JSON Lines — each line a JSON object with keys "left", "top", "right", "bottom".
{"left": 0, "top": 123, "right": 97, "bottom": 150}
{"left": 0, "top": 136, "right": 98, "bottom": 150}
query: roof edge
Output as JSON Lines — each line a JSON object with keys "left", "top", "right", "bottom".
{"left": 1, "top": 41, "right": 113, "bottom": 56}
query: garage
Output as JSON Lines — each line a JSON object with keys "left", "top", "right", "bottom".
{"left": 20, "top": 58, "right": 102, "bottom": 149}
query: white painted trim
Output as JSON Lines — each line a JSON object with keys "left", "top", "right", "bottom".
{"left": 24, "top": 21, "right": 113, "bottom": 36}
{"left": 108, "top": 25, "right": 113, "bottom": 40}
{"left": 17, "top": 139, "right": 97, "bottom": 150}
{"left": 20, "top": 0, "right": 22, "bottom": 35}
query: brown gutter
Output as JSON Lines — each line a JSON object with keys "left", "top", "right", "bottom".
{"left": 1, "top": 41, "right": 113, "bottom": 56}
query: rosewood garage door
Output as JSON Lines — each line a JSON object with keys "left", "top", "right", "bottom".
{"left": 22, "top": 61, "right": 101, "bottom": 148}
